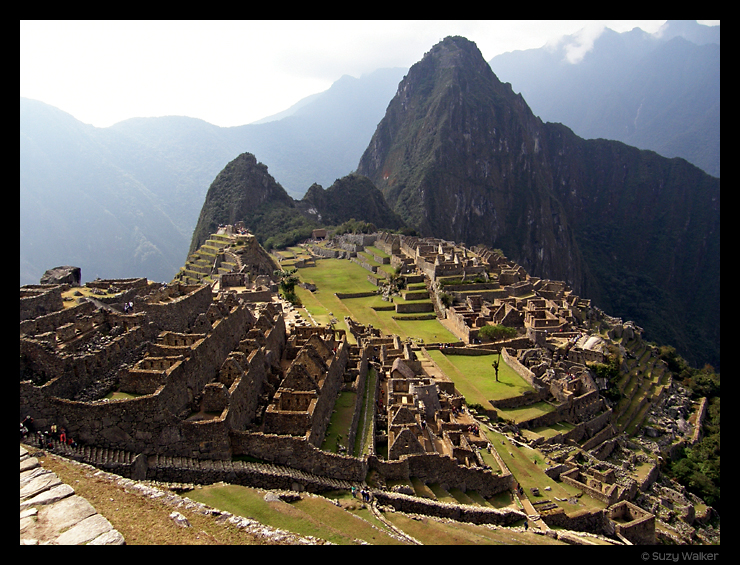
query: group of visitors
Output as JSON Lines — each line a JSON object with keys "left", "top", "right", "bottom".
{"left": 123, "top": 301, "right": 134, "bottom": 313}
{"left": 20, "top": 416, "right": 77, "bottom": 450}
{"left": 350, "top": 486, "right": 373, "bottom": 503}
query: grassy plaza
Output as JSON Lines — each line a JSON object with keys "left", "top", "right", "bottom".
{"left": 424, "top": 350, "right": 536, "bottom": 407}
{"left": 292, "top": 257, "right": 458, "bottom": 344}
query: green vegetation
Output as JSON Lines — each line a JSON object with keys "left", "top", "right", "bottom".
{"left": 658, "top": 346, "right": 720, "bottom": 511}
{"left": 477, "top": 324, "right": 517, "bottom": 342}
{"left": 424, "top": 350, "right": 535, "bottom": 409}
{"left": 354, "top": 368, "right": 378, "bottom": 457}
{"left": 293, "top": 258, "right": 457, "bottom": 344}
{"left": 322, "top": 391, "right": 357, "bottom": 454}
{"left": 589, "top": 354, "right": 622, "bottom": 402}
{"left": 187, "top": 483, "right": 403, "bottom": 545}
{"left": 273, "top": 268, "right": 300, "bottom": 305}
{"left": 438, "top": 276, "right": 488, "bottom": 286}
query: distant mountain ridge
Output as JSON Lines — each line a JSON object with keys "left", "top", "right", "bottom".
{"left": 489, "top": 20, "right": 720, "bottom": 177}
{"left": 20, "top": 22, "right": 717, "bottom": 287}
{"left": 20, "top": 68, "right": 405, "bottom": 286}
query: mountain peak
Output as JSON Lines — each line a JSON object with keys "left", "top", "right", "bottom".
{"left": 357, "top": 34, "right": 719, "bottom": 369}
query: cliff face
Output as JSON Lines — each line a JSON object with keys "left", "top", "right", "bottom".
{"left": 357, "top": 36, "right": 587, "bottom": 291}
{"left": 357, "top": 36, "right": 720, "bottom": 368}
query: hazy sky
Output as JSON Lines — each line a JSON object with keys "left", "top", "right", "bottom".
{"left": 20, "top": 20, "right": 719, "bottom": 129}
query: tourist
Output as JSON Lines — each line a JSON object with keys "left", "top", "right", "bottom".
{"left": 22, "top": 416, "right": 35, "bottom": 435}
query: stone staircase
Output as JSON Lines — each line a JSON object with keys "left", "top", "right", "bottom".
{"left": 175, "top": 234, "right": 242, "bottom": 285}
{"left": 23, "top": 438, "right": 365, "bottom": 495}
{"left": 20, "top": 445, "right": 124, "bottom": 545}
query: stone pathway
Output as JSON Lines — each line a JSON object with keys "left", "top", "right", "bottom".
{"left": 20, "top": 445, "right": 124, "bottom": 545}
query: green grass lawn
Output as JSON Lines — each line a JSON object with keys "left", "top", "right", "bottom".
{"left": 424, "top": 350, "right": 535, "bottom": 409}
{"left": 495, "top": 402, "right": 557, "bottom": 424}
{"left": 187, "top": 484, "right": 403, "bottom": 545}
{"left": 294, "top": 258, "right": 457, "bottom": 344}
{"left": 481, "top": 429, "right": 607, "bottom": 514}
{"left": 322, "top": 391, "right": 357, "bottom": 453}
{"left": 354, "top": 368, "right": 378, "bottom": 457}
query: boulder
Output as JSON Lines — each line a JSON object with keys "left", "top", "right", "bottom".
{"left": 40, "top": 266, "right": 81, "bottom": 286}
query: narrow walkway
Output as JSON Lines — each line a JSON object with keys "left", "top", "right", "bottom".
{"left": 514, "top": 492, "right": 549, "bottom": 532}
{"left": 20, "top": 445, "right": 125, "bottom": 545}
{"left": 368, "top": 500, "right": 423, "bottom": 545}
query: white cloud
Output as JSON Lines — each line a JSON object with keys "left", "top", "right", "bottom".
{"left": 562, "top": 23, "right": 606, "bottom": 64}
{"left": 22, "top": 20, "right": 695, "bottom": 127}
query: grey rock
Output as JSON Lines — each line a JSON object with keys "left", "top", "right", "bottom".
{"left": 55, "top": 513, "right": 116, "bottom": 545}
{"left": 20, "top": 472, "right": 62, "bottom": 500}
{"left": 88, "top": 529, "right": 126, "bottom": 545}
{"left": 20, "top": 483, "right": 75, "bottom": 512}
{"left": 169, "top": 511, "right": 191, "bottom": 528}
{"left": 40, "top": 266, "right": 81, "bottom": 286}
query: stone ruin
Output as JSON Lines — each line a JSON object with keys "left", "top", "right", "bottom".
{"left": 19, "top": 231, "right": 718, "bottom": 544}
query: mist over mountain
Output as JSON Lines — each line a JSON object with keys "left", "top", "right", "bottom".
{"left": 489, "top": 20, "right": 720, "bottom": 177}
{"left": 19, "top": 68, "right": 404, "bottom": 286}
{"left": 20, "top": 98, "right": 193, "bottom": 285}
{"left": 357, "top": 36, "right": 719, "bottom": 369}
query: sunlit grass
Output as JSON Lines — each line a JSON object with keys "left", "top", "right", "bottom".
{"left": 293, "top": 258, "right": 457, "bottom": 343}
{"left": 424, "top": 350, "right": 535, "bottom": 408}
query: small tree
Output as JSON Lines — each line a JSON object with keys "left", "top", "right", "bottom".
{"left": 274, "top": 268, "right": 300, "bottom": 305}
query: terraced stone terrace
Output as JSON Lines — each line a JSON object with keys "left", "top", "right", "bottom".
{"left": 615, "top": 339, "right": 671, "bottom": 435}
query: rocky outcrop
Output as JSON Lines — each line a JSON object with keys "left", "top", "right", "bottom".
{"left": 20, "top": 445, "right": 124, "bottom": 545}
{"left": 40, "top": 266, "right": 81, "bottom": 286}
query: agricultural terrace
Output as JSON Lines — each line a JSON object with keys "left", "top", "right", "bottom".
{"left": 293, "top": 258, "right": 458, "bottom": 345}
{"left": 273, "top": 246, "right": 313, "bottom": 268}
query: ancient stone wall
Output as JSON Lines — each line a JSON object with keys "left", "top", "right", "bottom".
{"left": 224, "top": 348, "right": 268, "bottom": 431}
{"left": 501, "top": 347, "right": 537, "bottom": 388}
{"left": 350, "top": 256, "right": 378, "bottom": 274}
{"left": 21, "top": 324, "right": 148, "bottom": 399}
{"left": 402, "top": 453, "right": 513, "bottom": 498}
{"left": 21, "top": 301, "right": 256, "bottom": 459}
{"left": 346, "top": 347, "right": 371, "bottom": 452}
{"left": 560, "top": 468, "right": 620, "bottom": 505}
{"left": 372, "top": 490, "right": 525, "bottom": 526}
{"left": 608, "top": 501, "right": 656, "bottom": 544}
{"left": 20, "top": 285, "right": 64, "bottom": 321}
{"left": 335, "top": 291, "right": 377, "bottom": 299}
{"left": 308, "top": 339, "right": 350, "bottom": 446}
{"left": 541, "top": 507, "right": 609, "bottom": 535}
{"left": 20, "top": 300, "right": 96, "bottom": 336}
{"left": 395, "top": 301, "right": 434, "bottom": 314}
{"left": 231, "top": 432, "right": 367, "bottom": 481}
{"left": 143, "top": 284, "right": 213, "bottom": 333}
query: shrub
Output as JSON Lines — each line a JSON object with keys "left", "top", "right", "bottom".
{"left": 477, "top": 324, "right": 517, "bottom": 341}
